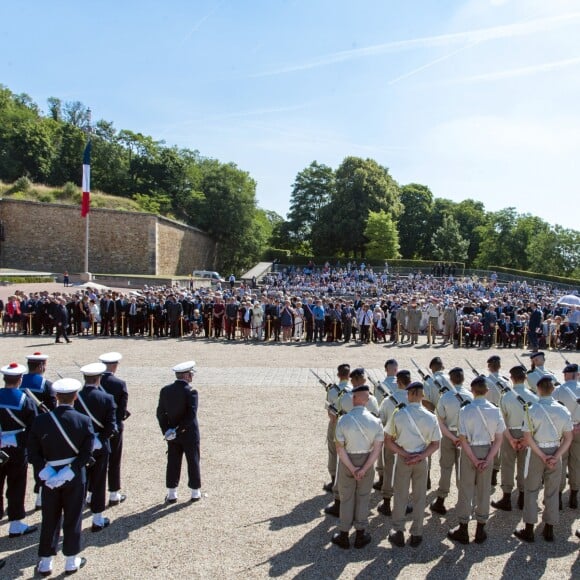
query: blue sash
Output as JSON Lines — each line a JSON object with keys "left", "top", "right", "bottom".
{"left": 0, "top": 388, "right": 26, "bottom": 410}
{"left": 20, "top": 374, "right": 45, "bottom": 394}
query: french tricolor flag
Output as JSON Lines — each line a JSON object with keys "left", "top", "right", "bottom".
{"left": 81, "top": 140, "right": 92, "bottom": 217}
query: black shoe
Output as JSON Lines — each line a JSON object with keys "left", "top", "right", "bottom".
{"left": 517, "top": 491, "right": 525, "bottom": 510}
{"left": 55, "top": 340, "right": 62, "bottom": 344}
{"left": 430, "top": 497, "right": 447, "bottom": 515}
{"left": 331, "top": 531, "right": 350, "bottom": 549}
{"left": 108, "top": 494, "right": 127, "bottom": 507}
{"left": 492, "top": 493, "right": 512, "bottom": 512}
{"left": 66, "top": 339, "right": 72, "bottom": 344}
{"left": 65, "top": 557, "right": 87, "bottom": 575}
{"left": 474, "top": 523, "right": 487, "bottom": 544}
{"left": 514, "top": 524, "right": 535, "bottom": 543}
{"left": 542, "top": 524, "right": 554, "bottom": 542}
{"left": 409, "top": 535, "right": 422, "bottom": 548}
{"left": 388, "top": 530, "right": 405, "bottom": 547}
{"left": 491, "top": 469, "right": 499, "bottom": 486}
{"left": 322, "top": 480, "right": 334, "bottom": 493}
{"left": 165, "top": 496, "right": 177, "bottom": 504}
{"left": 570, "top": 490, "right": 578, "bottom": 509}
{"left": 448, "top": 524, "right": 470, "bottom": 545}
{"left": 354, "top": 530, "right": 371, "bottom": 549}
{"left": 8, "top": 524, "right": 38, "bottom": 538}
{"left": 324, "top": 500, "right": 341, "bottom": 517}
{"left": 91, "top": 518, "right": 110, "bottom": 532}
{"left": 377, "top": 498, "right": 391, "bottom": 516}
{"left": 372, "top": 477, "right": 383, "bottom": 491}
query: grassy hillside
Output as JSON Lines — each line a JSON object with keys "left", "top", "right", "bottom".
{"left": 0, "top": 177, "right": 144, "bottom": 213}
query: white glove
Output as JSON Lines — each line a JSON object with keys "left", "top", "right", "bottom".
{"left": 92, "top": 435, "right": 103, "bottom": 451}
{"left": 58, "top": 466, "right": 75, "bottom": 483}
{"left": 164, "top": 428, "right": 177, "bottom": 441}
{"left": 39, "top": 465, "right": 57, "bottom": 481}
{"left": 0, "top": 434, "right": 18, "bottom": 448}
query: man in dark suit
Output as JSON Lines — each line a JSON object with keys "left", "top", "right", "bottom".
{"left": 98, "top": 352, "right": 129, "bottom": 507}
{"left": 51, "top": 298, "right": 71, "bottom": 344}
{"left": 157, "top": 361, "right": 201, "bottom": 503}
{"left": 75, "top": 363, "right": 117, "bottom": 532}
{"left": 28, "top": 377, "right": 93, "bottom": 576}
{"left": 528, "top": 303, "right": 543, "bottom": 353}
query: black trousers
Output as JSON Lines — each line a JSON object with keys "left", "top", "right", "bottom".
{"left": 39, "top": 477, "right": 85, "bottom": 557}
{"left": 0, "top": 447, "right": 27, "bottom": 521}
{"left": 166, "top": 433, "right": 200, "bottom": 490}
{"left": 108, "top": 432, "right": 123, "bottom": 492}
{"left": 87, "top": 447, "right": 109, "bottom": 514}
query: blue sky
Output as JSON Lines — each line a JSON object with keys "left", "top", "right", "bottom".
{"left": 1, "top": 0, "right": 579, "bottom": 230}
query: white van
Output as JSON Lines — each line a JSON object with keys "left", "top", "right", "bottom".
{"left": 192, "top": 270, "right": 225, "bottom": 284}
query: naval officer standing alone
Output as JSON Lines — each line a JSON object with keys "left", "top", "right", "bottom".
{"left": 157, "top": 361, "right": 202, "bottom": 503}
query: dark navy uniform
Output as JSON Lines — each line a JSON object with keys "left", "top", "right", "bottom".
{"left": 100, "top": 371, "right": 129, "bottom": 494}
{"left": 28, "top": 404, "right": 94, "bottom": 560}
{"left": 157, "top": 376, "right": 201, "bottom": 494}
{"left": 20, "top": 373, "right": 56, "bottom": 411}
{"left": 0, "top": 387, "right": 37, "bottom": 522}
{"left": 74, "top": 385, "right": 117, "bottom": 515}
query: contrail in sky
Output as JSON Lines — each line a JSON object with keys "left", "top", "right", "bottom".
{"left": 251, "top": 11, "right": 580, "bottom": 78}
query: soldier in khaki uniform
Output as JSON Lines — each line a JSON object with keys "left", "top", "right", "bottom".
{"left": 396, "top": 303, "right": 408, "bottom": 343}
{"left": 514, "top": 377, "right": 573, "bottom": 542}
{"left": 526, "top": 351, "right": 558, "bottom": 394}
{"left": 325, "top": 368, "right": 378, "bottom": 517}
{"left": 377, "top": 370, "right": 411, "bottom": 516}
{"left": 372, "top": 359, "right": 398, "bottom": 491}
{"left": 493, "top": 365, "right": 539, "bottom": 511}
{"left": 407, "top": 303, "right": 422, "bottom": 345}
{"left": 431, "top": 367, "right": 474, "bottom": 515}
{"left": 554, "top": 363, "right": 580, "bottom": 509}
{"left": 331, "top": 383, "right": 383, "bottom": 550}
{"left": 484, "top": 355, "right": 510, "bottom": 485}
{"left": 385, "top": 381, "right": 440, "bottom": 548}
{"left": 447, "top": 377, "right": 505, "bottom": 544}
{"left": 323, "top": 364, "right": 351, "bottom": 494}
{"left": 422, "top": 357, "right": 454, "bottom": 413}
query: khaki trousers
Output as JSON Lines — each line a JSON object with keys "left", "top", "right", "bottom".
{"left": 456, "top": 445, "right": 492, "bottom": 524}
{"left": 523, "top": 447, "right": 561, "bottom": 526}
{"left": 380, "top": 447, "right": 396, "bottom": 498}
{"left": 500, "top": 429, "right": 526, "bottom": 493}
{"left": 436, "top": 431, "right": 459, "bottom": 498}
{"left": 327, "top": 420, "right": 337, "bottom": 479}
{"left": 560, "top": 429, "right": 580, "bottom": 491}
{"left": 392, "top": 457, "right": 428, "bottom": 535}
{"left": 337, "top": 453, "right": 374, "bottom": 532}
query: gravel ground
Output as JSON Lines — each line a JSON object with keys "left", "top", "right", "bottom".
{"left": 0, "top": 287, "right": 578, "bottom": 579}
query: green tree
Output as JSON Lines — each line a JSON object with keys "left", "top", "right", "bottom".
{"left": 474, "top": 208, "right": 519, "bottom": 268}
{"left": 364, "top": 210, "right": 400, "bottom": 260}
{"left": 331, "top": 156, "right": 401, "bottom": 257}
{"left": 286, "top": 161, "right": 334, "bottom": 251}
{"left": 452, "top": 199, "right": 487, "bottom": 265}
{"left": 398, "top": 183, "right": 433, "bottom": 258}
{"left": 431, "top": 214, "right": 469, "bottom": 262}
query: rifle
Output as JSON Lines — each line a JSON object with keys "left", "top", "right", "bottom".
{"left": 368, "top": 375, "right": 390, "bottom": 398}
{"left": 412, "top": 359, "right": 451, "bottom": 396}
{"left": 515, "top": 354, "right": 529, "bottom": 373}
{"left": 500, "top": 375, "right": 531, "bottom": 409}
{"left": 310, "top": 369, "right": 332, "bottom": 391}
{"left": 465, "top": 359, "right": 484, "bottom": 378}
{"left": 23, "top": 387, "right": 49, "bottom": 413}
{"left": 557, "top": 350, "right": 572, "bottom": 366}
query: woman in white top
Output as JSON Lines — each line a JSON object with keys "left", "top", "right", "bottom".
{"left": 293, "top": 301, "right": 304, "bottom": 341}
{"left": 251, "top": 301, "right": 264, "bottom": 340}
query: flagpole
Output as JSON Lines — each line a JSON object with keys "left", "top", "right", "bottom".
{"left": 81, "top": 108, "right": 92, "bottom": 282}
{"left": 85, "top": 212, "right": 89, "bottom": 274}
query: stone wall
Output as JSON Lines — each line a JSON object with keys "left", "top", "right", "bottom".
{"left": 0, "top": 199, "right": 217, "bottom": 275}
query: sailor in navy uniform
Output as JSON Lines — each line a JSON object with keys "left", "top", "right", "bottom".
{"left": 98, "top": 352, "right": 129, "bottom": 507}
{"left": 75, "top": 362, "right": 117, "bottom": 532}
{"left": 28, "top": 378, "right": 93, "bottom": 577}
{"left": 21, "top": 352, "right": 56, "bottom": 411}
{"left": 0, "top": 362, "right": 38, "bottom": 537}
{"left": 21, "top": 351, "right": 55, "bottom": 510}
{"left": 157, "top": 361, "right": 201, "bottom": 503}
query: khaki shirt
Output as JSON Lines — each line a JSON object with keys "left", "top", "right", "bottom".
{"left": 339, "top": 390, "right": 379, "bottom": 416}
{"left": 335, "top": 406, "right": 383, "bottom": 454}
{"left": 378, "top": 389, "right": 408, "bottom": 426}
{"left": 485, "top": 372, "right": 510, "bottom": 407}
{"left": 522, "top": 396, "right": 573, "bottom": 445}
{"left": 554, "top": 381, "right": 580, "bottom": 424}
{"left": 326, "top": 380, "right": 351, "bottom": 408}
{"left": 436, "top": 385, "right": 474, "bottom": 431}
{"left": 459, "top": 398, "right": 505, "bottom": 445}
{"left": 385, "top": 402, "right": 441, "bottom": 453}
{"left": 500, "top": 384, "right": 539, "bottom": 430}
{"left": 527, "top": 366, "right": 558, "bottom": 394}
{"left": 424, "top": 371, "right": 455, "bottom": 408}
{"left": 375, "top": 375, "right": 396, "bottom": 405}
